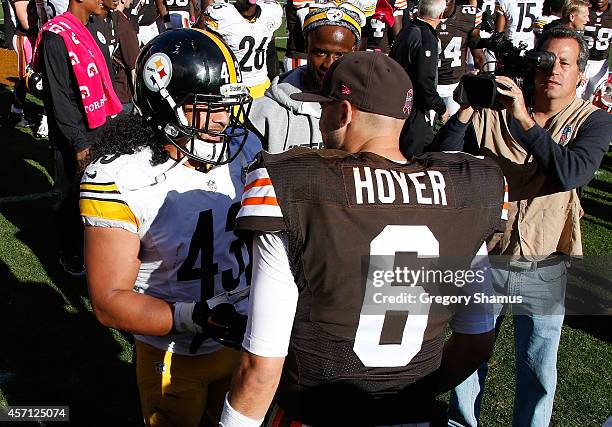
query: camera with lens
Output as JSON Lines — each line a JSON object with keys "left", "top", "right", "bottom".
{"left": 455, "top": 32, "right": 556, "bottom": 108}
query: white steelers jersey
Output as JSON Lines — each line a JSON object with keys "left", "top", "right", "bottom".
{"left": 495, "top": 0, "right": 543, "bottom": 49}
{"left": 79, "top": 137, "right": 262, "bottom": 356}
{"left": 204, "top": 1, "right": 283, "bottom": 87}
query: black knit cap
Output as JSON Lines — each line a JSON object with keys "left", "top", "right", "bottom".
{"left": 291, "top": 51, "right": 413, "bottom": 119}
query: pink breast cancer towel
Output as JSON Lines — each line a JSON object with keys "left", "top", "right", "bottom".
{"left": 33, "top": 12, "right": 122, "bottom": 129}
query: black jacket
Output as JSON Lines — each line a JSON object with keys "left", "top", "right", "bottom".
{"left": 39, "top": 31, "right": 109, "bottom": 152}
{"left": 391, "top": 18, "right": 446, "bottom": 116}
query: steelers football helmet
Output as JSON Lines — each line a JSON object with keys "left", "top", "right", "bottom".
{"left": 135, "top": 28, "right": 253, "bottom": 166}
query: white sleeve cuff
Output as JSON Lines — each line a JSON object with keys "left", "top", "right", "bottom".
{"left": 219, "top": 394, "right": 264, "bottom": 427}
{"left": 173, "top": 302, "right": 202, "bottom": 334}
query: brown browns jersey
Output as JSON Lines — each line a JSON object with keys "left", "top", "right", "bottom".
{"left": 236, "top": 148, "right": 506, "bottom": 425}
{"left": 437, "top": 4, "right": 481, "bottom": 86}
{"left": 362, "top": 0, "right": 405, "bottom": 54}
{"left": 164, "top": 0, "right": 190, "bottom": 14}
{"left": 584, "top": 6, "right": 612, "bottom": 61}
{"left": 363, "top": 15, "right": 392, "bottom": 53}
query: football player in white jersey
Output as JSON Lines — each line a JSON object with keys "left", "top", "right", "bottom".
{"left": 80, "top": 29, "right": 262, "bottom": 427}
{"left": 201, "top": 0, "right": 283, "bottom": 99}
{"left": 495, "top": 0, "right": 544, "bottom": 49}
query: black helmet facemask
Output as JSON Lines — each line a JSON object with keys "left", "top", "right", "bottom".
{"left": 151, "top": 72, "right": 253, "bottom": 166}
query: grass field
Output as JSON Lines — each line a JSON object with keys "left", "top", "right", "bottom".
{"left": 0, "top": 12, "right": 610, "bottom": 427}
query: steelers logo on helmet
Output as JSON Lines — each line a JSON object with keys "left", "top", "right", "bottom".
{"left": 134, "top": 28, "right": 253, "bottom": 167}
{"left": 143, "top": 53, "right": 173, "bottom": 92}
{"left": 326, "top": 8, "right": 344, "bottom": 22}
{"left": 142, "top": 52, "right": 172, "bottom": 92}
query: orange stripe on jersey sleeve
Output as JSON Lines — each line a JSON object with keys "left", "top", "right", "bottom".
{"left": 501, "top": 177, "right": 509, "bottom": 220}
{"left": 293, "top": 0, "right": 309, "bottom": 8}
{"left": 243, "top": 177, "right": 273, "bottom": 192}
{"left": 242, "top": 196, "right": 279, "bottom": 206}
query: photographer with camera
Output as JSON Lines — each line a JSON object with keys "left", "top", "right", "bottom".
{"left": 431, "top": 27, "right": 612, "bottom": 427}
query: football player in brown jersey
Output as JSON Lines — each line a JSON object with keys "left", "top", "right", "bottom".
{"left": 579, "top": 0, "right": 612, "bottom": 99}
{"left": 436, "top": 0, "right": 485, "bottom": 116}
{"left": 219, "top": 51, "right": 508, "bottom": 427}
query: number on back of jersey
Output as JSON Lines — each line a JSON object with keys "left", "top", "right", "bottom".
{"left": 439, "top": 36, "right": 463, "bottom": 68}
{"left": 166, "top": 0, "right": 189, "bottom": 8}
{"left": 238, "top": 36, "right": 269, "bottom": 72}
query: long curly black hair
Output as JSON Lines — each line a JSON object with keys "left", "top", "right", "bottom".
{"left": 87, "top": 114, "right": 170, "bottom": 166}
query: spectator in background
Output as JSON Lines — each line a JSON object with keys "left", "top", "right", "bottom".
{"left": 247, "top": 2, "right": 362, "bottom": 152}
{"left": 112, "top": 0, "right": 140, "bottom": 114}
{"left": 533, "top": 0, "right": 564, "bottom": 39}
{"left": 495, "top": 0, "right": 544, "bottom": 49}
{"left": 7, "top": 0, "right": 38, "bottom": 128}
{"left": 155, "top": 0, "right": 196, "bottom": 31}
{"left": 544, "top": 0, "right": 591, "bottom": 32}
{"left": 579, "top": 0, "right": 612, "bottom": 100}
{"left": 561, "top": 0, "right": 591, "bottom": 30}
{"left": 282, "top": 0, "right": 375, "bottom": 72}
{"left": 361, "top": 0, "right": 406, "bottom": 54}
{"left": 436, "top": 0, "right": 485, "bottom": 117}
{"left": 390, "top": 0, "right": 447, "bottom": 156}
{"left": 2, "top": 0, "right": 16, "bottom": 49}
{"left": 35, "top": 0, "right": 68, "bottom": 24}
{"left": 127, "top": 0, "right": 160, "bottom": 45}
{"left": 31, "top": 0, "right": 122, "bottom": 275}
{"left": 88, "top": 0, "right": 118, "bottom": 75}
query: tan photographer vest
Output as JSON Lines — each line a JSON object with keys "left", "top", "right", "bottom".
{"left": 471, "top": 98, "right": 599, "bottom": 258}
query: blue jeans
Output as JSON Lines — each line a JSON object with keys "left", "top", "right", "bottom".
{"left": 449, "top": 262, "right": 566, "bottom": 427}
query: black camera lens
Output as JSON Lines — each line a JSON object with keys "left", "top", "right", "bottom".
{"left": 522, "top": 51, "right": 557, "bottom": 71}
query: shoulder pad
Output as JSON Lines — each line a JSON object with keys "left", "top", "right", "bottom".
{"left": 206, "top": 2, "right": 239, "bottom": 22}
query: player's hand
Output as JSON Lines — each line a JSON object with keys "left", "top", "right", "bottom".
{"left": 174, "top": 301, "right": 247, "bottom": 350}
{"left": 205, "top": 303, "right": 247, "bottom": 350}
{"left": 494, "top": 76, "right": 534, "bottom": 129}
